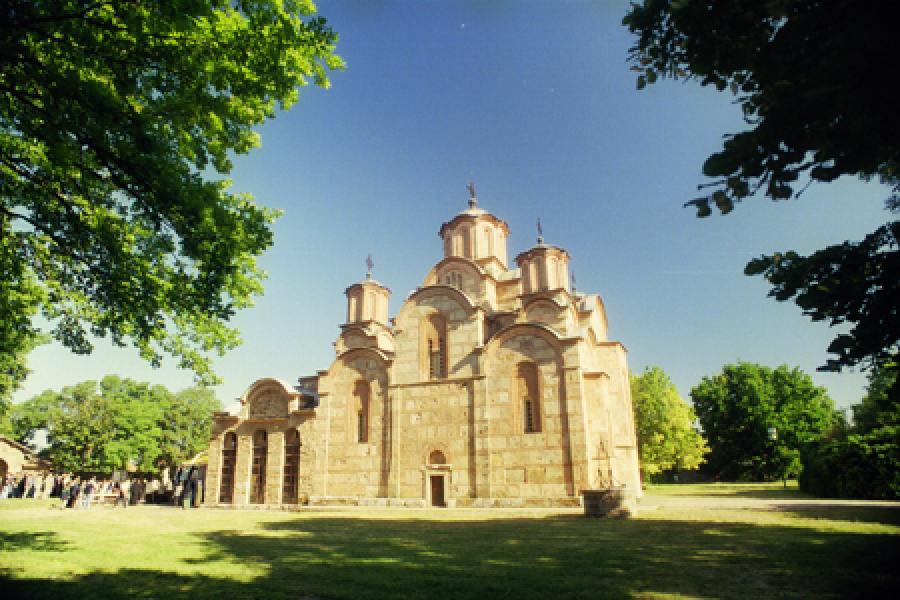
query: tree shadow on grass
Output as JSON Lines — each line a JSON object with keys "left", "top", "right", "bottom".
{"left": 2, "top": 515, "right": 898, "bottom": 599}
{"left": 0, "top": 531, "right": 69, "bottom": 553}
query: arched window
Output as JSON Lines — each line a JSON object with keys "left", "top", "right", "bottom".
{"left": 348, "top": 295, "right": 358, "bottom": 322}
{"left": 443, "top": 270, "right": 463, "bottom": 290}
{"left": 282, "top": 429, "right": 300, "bottom": 504}
{"left": 354, "top": 380, "right": 370, "bottom": 443}
{"left": 451, "top": 233, "right": 463, "bottom": 256}
{"left": 422, "top": 314, "right": 448, "bottom": 379}
{"left": 429, "top": 450, "right": 447, "bottom": 465}
{"left": 250, "top": 430, "right": 267, "bottom": 504}
{"left": 516, "top": 362, "right": 541, "bottom": 433}
{"left": 219, "top": 432, "right": 237, "bottom": 503}
{"left": 483, "top": 228, "right": 493, "bottom": 258}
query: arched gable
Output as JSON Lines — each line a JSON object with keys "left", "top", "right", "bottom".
{"left": 577, "top": 294, "right": 609, "bottom": 342}
{"left": 242, "top": 377, "right": 298, "bottom": 401}
{"left": 483, "top": 322, "right": 566, "bottom": 359}
{"left": 422, "top": 256, "right": 489, "bottom": 286}
{"left": 326, "top": 347, "right": 392, "bottom": 378}
{"left": 241, "top": 378, "right": 299, "bottom": 419}
{"left": 394, "top": 284, "right": 477, "bottom": 327}
{"left": 524, "top": 297, "right": 580, "bottom": 336}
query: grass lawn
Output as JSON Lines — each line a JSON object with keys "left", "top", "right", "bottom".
{"left": 1, "top": 483, "right": 898, "bottom": 599}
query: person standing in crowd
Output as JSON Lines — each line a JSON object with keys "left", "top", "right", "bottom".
{"left": 1, "top": 474, "right": 13, "bottom": 499}
{"left": 173, "top": 467, "right": 183, "bottom": 507}
{"left": 120, "top": 479, "right": 131, "bottom": 506}
{"left": 112, "top": 481, "right": 126, "bottom": 508}
{"left": 67, "top": 478, "right": 80, "bottom": 509}
{"left": 60, "top": 479, "right": 71, "bottom": 508}
{"left": 189, "top": 467, "right": 201, "bottom": 508}
{"left": 181, "top": 467, "right": 193, "bottom": 509}
{"left": 81, "top": 478, "right": 94, "bottom": 509}
{"left": 129, "top": 478, "right": 142, "bottom": 506}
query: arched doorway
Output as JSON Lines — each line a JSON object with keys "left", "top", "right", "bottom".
{"left": 427, "top": 450, "right": 448, "bottom": 507}
{"left": 219, "top": 432, "right": 236, "bottom": 504}
{"left": 282, "top": 429, "right": 300, "bottom": 504}
{"left": 250, "top": 430, "right": 267, "bottom": 504}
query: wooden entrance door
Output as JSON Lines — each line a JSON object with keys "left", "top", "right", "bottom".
{"left": 219, "top": 433, "right": 237, "bottom": 503}
{"left": 250, "top": 430, "right": 267, "bottom": 504}
{"left": 430, "top": 475, "right": 445, "bottom": 507}
{"left": 282, "top": 429, "right": 300, "bottom": 504}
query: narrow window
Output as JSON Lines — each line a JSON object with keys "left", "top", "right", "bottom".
{"left": 354, "top": 380, "right": 370, "bottom": 443}
{"left": 462, "top": 226, "right": 472, "bottom": 258}
{"left": 422, "top": 315, "right": 448, "bottom": 379}
{"left": 517, "top": 362, "right": 541, "bottom": 433}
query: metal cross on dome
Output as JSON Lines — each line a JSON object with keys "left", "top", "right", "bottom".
{"left": 366, "top": 254, "right": 374, "bottom": 279}
{"left": 467, "top": 181, "right": 477, "bottom": 208}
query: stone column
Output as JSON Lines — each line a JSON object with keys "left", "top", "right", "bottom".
{"left": 561, "top": 363, "right": 590, "bottom": 495}
{"left": 267, "top": 428, "right": 284, "bottom": 505}
{"left": 471, "top": 374, "right": 492, "bottom": 499}
{"left": 233, "top": 432, "right": 252, "bottom": 506}
{"left": 204, "top": 433, "right": 222, "bottom": 506}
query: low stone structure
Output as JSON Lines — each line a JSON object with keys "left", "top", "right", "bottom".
{"left": 0, "top": 435, "right": 32, "bottom": 479}
{"left": 206, "top": 190, "right": 641, "bottom": 508}
{"left": 583, "top": 487, "right": 638, "bottom": 518}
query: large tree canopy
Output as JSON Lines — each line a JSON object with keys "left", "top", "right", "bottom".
{"left": 0, "top": 1, "right": 343, "bottom": 403}
{"left": 630, "top": 366, "right": 709, "bottom": 479}
{"left": 624, "top": 0, "right": 898, "bottom": 211}
{"left": 624, "top": 1, "right": 900, "bottom": 389}
{"left": 3, "top": 376, "right": 221, "bottom": 473}
{"left": 691, "top": 362, "right": 837, "bottom": 481}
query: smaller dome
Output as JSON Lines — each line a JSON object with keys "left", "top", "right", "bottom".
{"left": 438, "top": 185, "right": 510, "bottom": 267}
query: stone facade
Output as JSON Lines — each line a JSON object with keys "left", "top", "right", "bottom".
{"left": 206, "top": 193, "right": 641, "bottom": 508}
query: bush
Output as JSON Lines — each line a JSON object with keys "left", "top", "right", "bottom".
{"left": 800, "top": 425, "right": 900, "bottom": 500}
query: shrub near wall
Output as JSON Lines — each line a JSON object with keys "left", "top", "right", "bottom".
{"left": 800, "top": 426, "right": 900, "bottom": 500}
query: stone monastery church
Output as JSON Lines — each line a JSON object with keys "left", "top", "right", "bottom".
{"left": 205, "top": 188, "right": 641, "bottom": 508}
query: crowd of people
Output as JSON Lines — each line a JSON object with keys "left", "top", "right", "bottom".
{"left": 1, "top": 467, "right": 204, "bottom": 509}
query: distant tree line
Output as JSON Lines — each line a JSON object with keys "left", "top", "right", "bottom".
{"left": 632, "top": 363, "right": 897, "bottom": 499}
{"left": 1, "top": 376, "right": 220, "bottom": 474}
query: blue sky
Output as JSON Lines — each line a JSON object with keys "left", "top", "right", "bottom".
{"left": 14, "top": 1, "right": 891, "bottom": 411}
